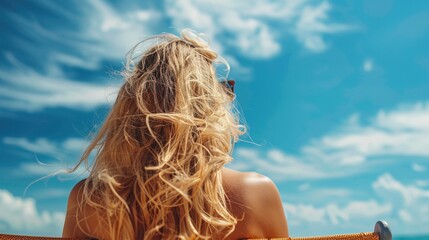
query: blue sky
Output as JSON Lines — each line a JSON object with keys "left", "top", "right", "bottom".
{"left": 1, "top": 0, "right": 429, "bottom": 237}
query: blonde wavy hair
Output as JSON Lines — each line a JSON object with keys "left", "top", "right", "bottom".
{"left": 71, "top": 30, "right": 244, "bottom": 239}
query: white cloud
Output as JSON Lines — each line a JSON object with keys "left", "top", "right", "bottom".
{"left": 412, "top": 163, "right": 426, "bottom": 172}
{"left": 310, "top": 103, "right": 429, "bottom": 161}
{"left": 286, "top": 187, "right": 352, "bottom": 204}
{"left": 284, "top": 200, "right": 391, "bottom": 226}
{"left": 3, "top": 137, "right": 89, "bottom": 158}
{"left": 327, "top": 102, "right": 429, "bottom": 160}
{"left": 284, "top": 199, "right": 392, "bottom": 235}
{"left": 3, "top": 137, "right": 59, "bottom": 156}
{"left": 62, "top": 138, "right": 91, "bottom": 152}
{"left": 0, "top": 67, "right": 119, "bottom": 111}
{"left": 3, "top": 137, "right": 91, "bottom": 177}
{"left": 373, "top": 173, "right": 429, "bottom": 231}
{"left": 33, "top": 0, "right": 160, "bottom": 64}
{"left": 12, "top": 162, "right": 88, "bottom": 179}
{"left": 363, "top": 58, "right": 374, "bottom": 72}
{"left": 83, "top": 0, "right": 161, "bottom": 59}
{"left": 232, "top": 101, "right": 429, "bottom": 180}
{"left": 30, "top": 189, "right": 70, "bottom": 199}
{"left": 1, "top": 1, "right": 353, "bottom": 111}
{"left": 373, "top": 173, "right": 429, "bottom": 206}
{"left": 0, "top": 1, "right": 159, "bottom": 111}
{"left": 18, "top": 162, "right": 68, "bottom": 176}
{"left": 294, "top": 1, "right": 353, "bottom": 52}
{"left": 398, "top": 209, "right": 413, "bottom": 222}
{"left": 165, "top": 0, "right": 353, "bottom": 58}
{"left": 415, "top": 180, "right": 429, "bottom": 187}
{"left": 0, "top": 189, "right": 65, "bottom": 235}
{"left": 231, "top": 148, "right": 336, "bottom": 181}
{"left": 311, "top": 188, "right": 352, "bottom": 198}
{"left": 298, "top": 183, "right": 311, "bottom": 191}
{"left": 285, "top": 203, "right": 326, "bottom": 224}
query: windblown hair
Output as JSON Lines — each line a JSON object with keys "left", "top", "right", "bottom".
{"left": 71, "top": 31, "right": 244, "bottom": 239}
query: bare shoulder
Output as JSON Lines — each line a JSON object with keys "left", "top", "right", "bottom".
{"left": 222, "top": 168, "right": 289, "bottom": 238}
{"left": 69, "top": 179, "right": 86, "bottom": 202}
{"left": 62, "top": 179, "right": 97, "bottom": 238}
{"left": 222, "top": 167, "right": 281, "bottom": 201}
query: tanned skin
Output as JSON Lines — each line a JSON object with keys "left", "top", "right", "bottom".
{"left": 63, "top": 168, "right": 289, "bottom": 239}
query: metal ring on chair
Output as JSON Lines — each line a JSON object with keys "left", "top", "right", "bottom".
{"left": 374, "top": 220, "right": 392, "bottom": 240}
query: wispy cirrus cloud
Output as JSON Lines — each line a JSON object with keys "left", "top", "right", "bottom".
{"left": 3, "top": 137, "right": 89, "bottom": 158}
{"left": 230, "top": 148, "right": 350, "bottom": 181}
{"left": 3, "top": 137, "right": 90, "bottom": 177}
{"left": 1, "top": 1, "right": 353, "bottom": 112}
{"left": 0, "top": 66, "right": 119, "bottom": 111}
{"left": 5, "top": 0, "right": 160, "bottom": 68}
{"left": 0, "top": 0, "right": 159, "bottom": 112}
{"left": 231, "top": 101, "right": 429, "bottom": 180}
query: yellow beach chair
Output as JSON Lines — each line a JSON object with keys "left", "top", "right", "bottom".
{"left": 0, "top": 220, "right": 392, "bottom": 240}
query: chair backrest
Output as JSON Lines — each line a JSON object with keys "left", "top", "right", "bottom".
{"left": 0, "top": 235, "right": 71, "bottom": 240}
{"left": 0, "top": 220, "right": 392, "bottom": 240}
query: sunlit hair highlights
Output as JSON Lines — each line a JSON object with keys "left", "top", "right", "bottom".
{"left": 71, "top": 30, "right": 244, "bottom": 239}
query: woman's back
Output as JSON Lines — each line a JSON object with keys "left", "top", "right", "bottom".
{"left": 63, "top": 168, "right": 288, "bottom": 239}
{"left": 62, "top": 31, "right": 288, "bottom": 239}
